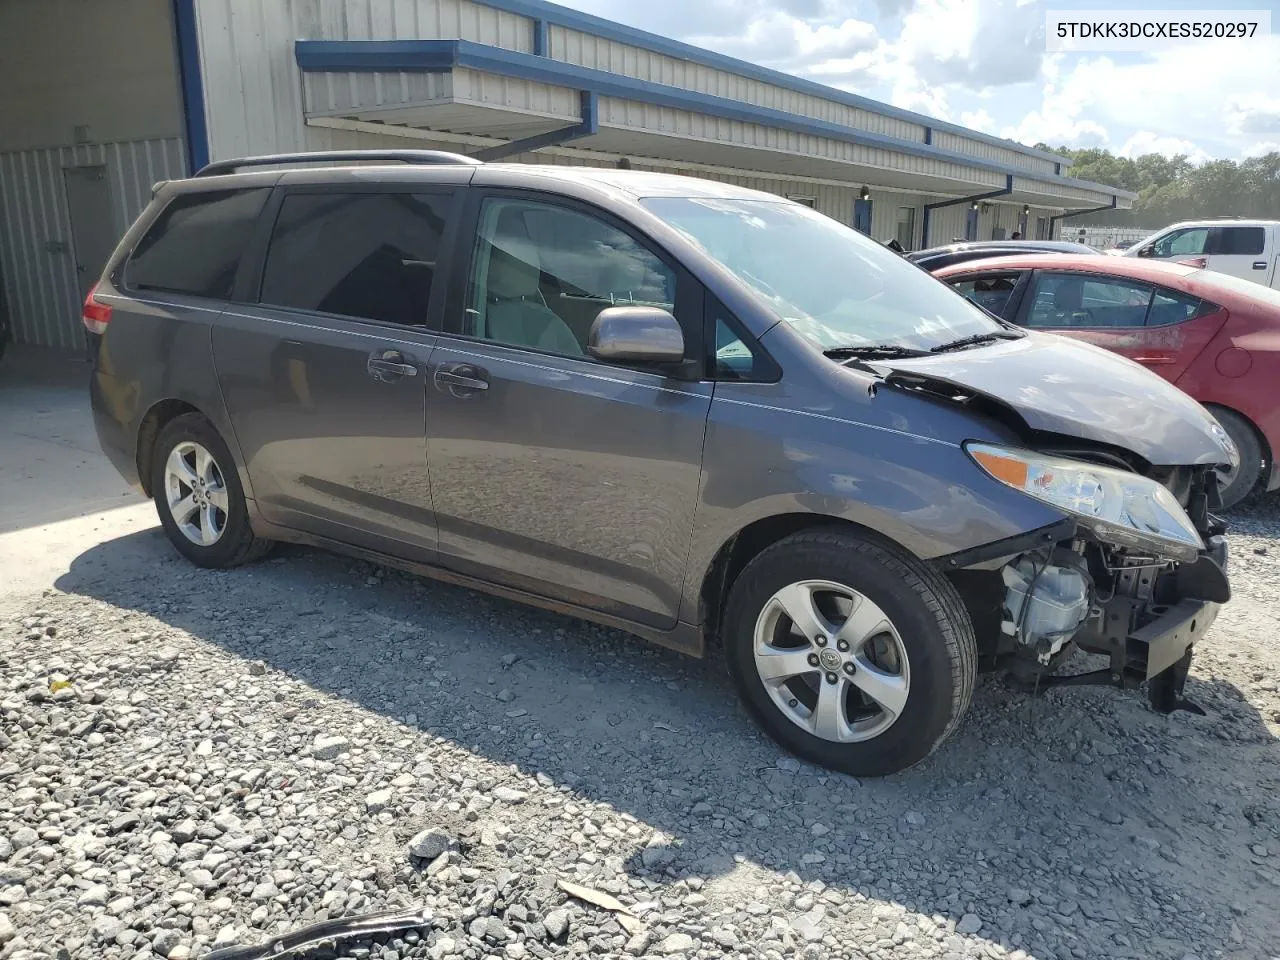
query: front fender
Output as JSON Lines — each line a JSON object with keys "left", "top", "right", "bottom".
{"left": 678, "top": 384, "right": 1064, "bottom": 624}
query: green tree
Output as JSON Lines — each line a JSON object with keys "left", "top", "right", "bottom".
{"left": 1044, "top": 145, "right": 1280, "bottom": 227}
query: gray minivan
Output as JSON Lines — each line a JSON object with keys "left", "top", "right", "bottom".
{"left": 87, "top": 151, "right": 1233, "bottom": 776}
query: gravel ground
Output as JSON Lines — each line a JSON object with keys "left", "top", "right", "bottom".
{"left": 2, "top": 496, "right": 1279, "bottom": 960}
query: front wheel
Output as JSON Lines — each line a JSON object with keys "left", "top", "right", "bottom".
{"left": 723, "top": 529, "right": 976, "bottom": 777}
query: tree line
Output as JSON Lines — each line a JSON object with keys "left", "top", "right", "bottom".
{"left": 1038, "top": 145, "right": 1280, "bottom": 227}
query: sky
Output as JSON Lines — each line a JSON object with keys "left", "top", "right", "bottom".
{"left": 553, "top": 0, "right": 1280, "bottom": 163}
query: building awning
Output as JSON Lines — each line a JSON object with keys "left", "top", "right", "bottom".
{"left": 295, "top": 39, "right": 1134, "bottom": 211}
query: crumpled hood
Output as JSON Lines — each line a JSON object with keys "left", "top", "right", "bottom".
{"left": 879, "top": 333, "right": 1234, "bottom": 467}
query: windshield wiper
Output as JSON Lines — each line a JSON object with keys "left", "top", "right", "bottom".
{"left": 928, "top": 330, "right": 1024, "bottom": 354}
{"left": 823, "top": 344, "right": 930, "bottom": 360}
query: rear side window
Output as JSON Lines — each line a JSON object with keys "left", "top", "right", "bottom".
{"left": 1023, "top": 273, "right": 1153, "bottom": 328}
{"left": 260, "top": 192, "right": 451, "bottom": 326}
{"left": 125, "top": 188, "right": 269, "bottom": 299}
{"left": 1212, "top": 226, "right": 1265, "bottom": 256}
{"left": 1147, "top": 288, "right": 1212, "bottom": 326}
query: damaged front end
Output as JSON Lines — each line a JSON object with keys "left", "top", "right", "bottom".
{"left": 941, "top": 449, "right": 1230, "bottom": 715}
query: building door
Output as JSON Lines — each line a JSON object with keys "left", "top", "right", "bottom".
{"left": 63, "top": 166, "right": 117, "bottom": 301}
{"left": 853, "top": 198, "right": 872, "bottom": 235}
{"left": 965, "top": 206, "right": 979, "bottom": 240}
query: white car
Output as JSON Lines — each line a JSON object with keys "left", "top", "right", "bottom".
{"left": 1124, "top": 219, "right": 1280, "bottom": 288}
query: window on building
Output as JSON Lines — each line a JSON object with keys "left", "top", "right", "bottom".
{"left": 787, "top": 195, "right": 817, "bottom": 208}
{"left": 259, "top": 192, "right": 452, "bottom": 326}
{"left": 1023, "top": 273, "right": 1154, "bottom": 329}
{"left": 895, "top": 207, "right": 915, "bottom": 249}
{"left": 125, "top": 188, "right": 270, "bottom": 299}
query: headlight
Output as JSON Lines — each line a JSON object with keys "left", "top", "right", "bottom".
{"left": 966, "top": 443, "right": 1204, "bottom": 561}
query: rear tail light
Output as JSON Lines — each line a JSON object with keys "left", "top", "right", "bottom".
{"left": 82, "top": 285, "right": 112, "bottom": 334}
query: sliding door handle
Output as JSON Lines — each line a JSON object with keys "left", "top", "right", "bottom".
{"left": 434, "top": 363, "right": 489, "bottom": 394}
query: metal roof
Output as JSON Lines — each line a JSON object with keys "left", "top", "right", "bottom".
{"left": 294, "top": 39, "right": 1137, "bottom": 204}
{"left": 468, "top": 0, "right": 1077, "bottom": 170}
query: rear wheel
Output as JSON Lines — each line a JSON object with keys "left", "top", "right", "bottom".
{"left": 722, "top": 529, "right": 976, "bottom": 777}
{"left": 1210, "top": 407, "right": 1263, "bottom": 509}
{"left": 150, "top": 413, "right": 271, "bottom": 568}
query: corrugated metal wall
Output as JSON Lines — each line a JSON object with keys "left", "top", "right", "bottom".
{"left": 0, "top": 138, "right": 185, "bottom": 349}
{"left": 550, "top": 25, "right": 929, "bottom": 145}
{"left": 196, "top": 0, "right": 1075, "bottom": 190}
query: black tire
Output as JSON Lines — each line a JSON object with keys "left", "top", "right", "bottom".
{"left": 150, "top": 413, "right": 271, "bottom": 568}
{"left": 723, "top": 528, "right": 976, "bottom": 777}
{"left": 1209, "top": 407, "right": 1263, "bottom": 510}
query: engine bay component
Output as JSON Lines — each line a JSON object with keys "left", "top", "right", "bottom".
{"left": 1002, "top": 551, "right": 1092, "bottom": 664}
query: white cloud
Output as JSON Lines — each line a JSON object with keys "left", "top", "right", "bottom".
{"left": 959, "top": 108, "right": 997, "bottom": 132}
{"left": 1117, "top": 131, "right": 1210, "bottom": 163}
{"left": 1020, "top": 38, "right": 1280, "bottom": 157}
{"left": 559, "top": 0, "right": 1280, "bottom": 160}
{"left": 890, "top": 0, "right": 1046, "bottom": 89}
{"left": 689, "top": 13, "right": 879, "bottom": 70}
{"left": 1225, "top": 94, "right": 1280, "bottom": 136}
{"left": 999, "top": 54, "right": 1113, "bottom": 148}
{"left": 1244, "top": 141, "right": 1280, "bottom": 158}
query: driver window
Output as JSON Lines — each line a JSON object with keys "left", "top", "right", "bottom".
{"left": 461, "top": 197, "right": 678, "bottom": 359}
{"left": 948, "top": 272, "right": 1022, "bottom": 316}
{"left": 1152, "top": 227, "right": 1208, "bottom": 258}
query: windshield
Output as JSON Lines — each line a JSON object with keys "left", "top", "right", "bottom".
{"left": 641, "top": 196, "right": 1005, "bottom": 351}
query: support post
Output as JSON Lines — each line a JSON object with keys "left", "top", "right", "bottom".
{"left": 921, "top": 175, "right": 1012, "bottom": 248}
{"left": 471, "top": 90, "right": 599, "bottom": 162}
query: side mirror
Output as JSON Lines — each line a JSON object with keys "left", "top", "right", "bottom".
{"left": 588, "top": 306, "right": 685, "bottom": 364}
{"left": 1136, "top": 244, "right": 1154, "bottom": 258}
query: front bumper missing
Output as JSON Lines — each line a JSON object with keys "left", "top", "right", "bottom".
{"left": 1018, "top": 536, "right": 1227, "bottom": 714}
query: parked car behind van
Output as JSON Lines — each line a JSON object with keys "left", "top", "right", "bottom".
{"left": 932, "top": 253, "right": 1280, "bottom": 509}
{"left": 906, "top": 239, "right": 1096, "bottom": 271}
{"left": 1125, "top": 219, "right": 1280, "bottom": 289}
{"left": 87, "top": 152, "right": 1233, "bottom": 776}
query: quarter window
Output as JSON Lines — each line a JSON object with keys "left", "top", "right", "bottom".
{"left": 125, "top": 188, "right": 269, "bottom": 299}
{"left": 1147, "top": 289, "right": 1208, "bottom": 326}
{"left": 461, "top": 198, "right": 678, "bottom": 359}
{"left": 260, "top": 192, "right": 451, "bottom": 325}
{"left": 1024, "top": 273, "right": 1154, "bottom": 328}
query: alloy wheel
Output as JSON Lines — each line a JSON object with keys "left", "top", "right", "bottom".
{"left": 752, "top": 579, "right": 910, "bottom": 743}
{"left": 164, "top": 441, "right": 229, "bottom": 546}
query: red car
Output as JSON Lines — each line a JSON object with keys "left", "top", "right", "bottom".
{"left": 932, "top": 254, "right": 1280, "bottom": 508}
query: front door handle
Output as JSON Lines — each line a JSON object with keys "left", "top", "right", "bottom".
{"left": 1253, "top": 261, "right": 1268, "bottom": 270}
{"left": 367, "top": 350, "right": 418, "bottom": 383}
{"left": 433, "top": 362, "right": 489, "bottom": 394}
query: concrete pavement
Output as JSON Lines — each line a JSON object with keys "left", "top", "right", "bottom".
{"left": 0, "top": 345, "right": 154, "bottom": 596}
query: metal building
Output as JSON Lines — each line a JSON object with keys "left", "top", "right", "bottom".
{"left": 0, "top": 0, "right": 1135, "bottom": 350}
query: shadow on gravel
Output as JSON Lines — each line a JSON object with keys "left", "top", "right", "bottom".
{"left": 58, "top": 527, "right": 1280, "bottom": 959}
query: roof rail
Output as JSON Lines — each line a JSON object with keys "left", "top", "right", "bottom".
{"left": 194, "top": 150, "right": 482, "bottom": 178}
